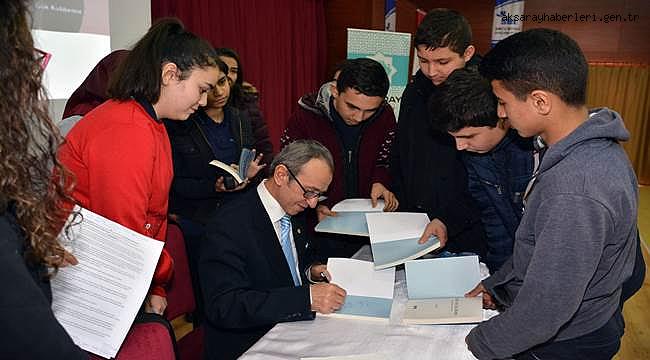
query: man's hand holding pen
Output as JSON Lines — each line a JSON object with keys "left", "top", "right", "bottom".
{"left": 309, "top": 263, "right": 345, "bottom": 314}
{"left": 310, "top": 263, "right": 332, "bottom": 283}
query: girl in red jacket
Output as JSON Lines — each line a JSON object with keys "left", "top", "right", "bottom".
{"left": 58, "top": 18, "right": 220, "bottom": 315}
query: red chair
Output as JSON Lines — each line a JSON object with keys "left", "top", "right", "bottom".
{"left": 88, "top": 225, "right": 194, "bottom": 360}
{"left": 88, "top": 313, "right": 176, "bottom": 360}
{"left": 165, "top": 222, "right": 204, "bottom": 360}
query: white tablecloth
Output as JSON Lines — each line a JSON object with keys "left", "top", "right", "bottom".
{"left": 240, "top": 246, "right": 496, "bottom": 360}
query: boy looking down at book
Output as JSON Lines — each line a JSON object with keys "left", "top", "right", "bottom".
{"left": 282, "top": 58, "right": 399, "bottom": 258}
{"left": 395, "top": 8, "right": 487, "bottom": 259}
{"left": 430, "top": 68, "right": 535, "bottom": 273}
{"left": 464, "top": 29, "right": 638, "bottom": 359}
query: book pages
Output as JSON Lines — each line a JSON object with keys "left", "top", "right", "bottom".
{"left": 51, "top": 207, "right": 163, "bottom": 358}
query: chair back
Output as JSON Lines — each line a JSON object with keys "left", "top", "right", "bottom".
{"left": 165, "top": 223, "right": 196, "bottom": 320}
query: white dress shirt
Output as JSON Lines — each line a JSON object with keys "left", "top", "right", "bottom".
{"left": 257, "top": 181, "right": 303, "bottom": 286}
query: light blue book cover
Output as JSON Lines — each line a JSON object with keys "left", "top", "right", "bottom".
{"left": 314, "top": 212, "right": 369, "bottom": 236}
{"left": 371, "top": 236, "right": 440, "bottom": 270}
{"left": 404, "top": 256, "right": 480, "bottom": 299}
{"left": 366, "top": 212, "right": 440, "bottom": 270}
{"left": 238, "top": 148, "right": 255, "bottom": 180}
{"left": 325, "top": 258, "right": 395, "bottom": 321}
{"left": 336, "top": 295, "right": 393, "bottom": 320}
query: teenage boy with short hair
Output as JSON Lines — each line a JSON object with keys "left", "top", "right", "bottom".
{"left": 431, "top": 68, "right": 534, "bottom": 273}
{"left": 465, "top": 28, "right": 638, "bottom": 359}
{"left": 282, "top": 58, "right": 398, "bottom": 258}
{"left": 393, "top": 8, "right": 487, "bottom": 257}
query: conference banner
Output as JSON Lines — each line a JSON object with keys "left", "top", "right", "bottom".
{"left": 347, "top": 28, "right": 411, "bottom": 117}
{"left": 385, "top": 0, "right": 396, "bottom": 31}
{"left": 492, "top": 0, "right": 525, "bottom": 46}
{"left": 411, "top": 8, "right": 427, "bottom": 76}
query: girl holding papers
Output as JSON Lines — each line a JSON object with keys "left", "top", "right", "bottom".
{"left": 58, "top": 18, "right": 221, "bottom": 315}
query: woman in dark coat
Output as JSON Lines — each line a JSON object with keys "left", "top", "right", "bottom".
{"left": 215, "top": 47, "right": 274, "bottom": 164}
{"left": 165, "top": 59, "right": 265, "bottom": 323}
{"left": 0, "top": 1, "right": 87, "bottom": 358}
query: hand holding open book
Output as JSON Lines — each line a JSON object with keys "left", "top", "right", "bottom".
{"left": 403, "top": 256, "right": 484, "bottom": 324}
{"left": 210, "top": 148, "right": 266, "bottom": 190}
{"left": 465, "top": 282, "right": 498, "bottom": 310}
{"left": 314, "top": 199, "right": 385, "bottom": 236}
{"left": 418, "top": 218, "right": 448, "bottom": 248}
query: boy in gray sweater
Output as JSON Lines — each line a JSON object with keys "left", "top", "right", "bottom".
{"left": 465, "top": 28, "right": 638, "bottom": 359}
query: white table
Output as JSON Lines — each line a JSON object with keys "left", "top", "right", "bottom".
{"left": 240, "top": 246, "right": 495, "bottom": 360}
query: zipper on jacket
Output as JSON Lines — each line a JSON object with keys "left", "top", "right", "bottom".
{"left": 193, "top": 117, "right": 219, "bottom": 158}
{"left": 230, "top": 109, "right": 247, "bottom": 166}
{"left": 231, "top": 109, "right": 244, "bottom": 151}
{"left": 322, "top": 114, "right": 353, "bottom": 198}
{"left": 347, "top": 120, "right": 370, "bottom": 197}
{"left": 480, "top": 178, "right": 503, "bottom": 195}
{"left": 324, "top": 103, "right": 379, "bottom": 198}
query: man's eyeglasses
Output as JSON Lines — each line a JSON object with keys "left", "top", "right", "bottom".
{"left": 285, "top": 166, "right": 323, "bottom": 200}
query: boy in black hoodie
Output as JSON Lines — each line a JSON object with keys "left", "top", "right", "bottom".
{"left": 392, "top": 8, "right": 487, "bottom": 258}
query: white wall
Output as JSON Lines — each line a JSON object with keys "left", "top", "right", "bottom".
{"left": 109, "top": 0, "right": 151, "bottom": 51}
{"left": 49, "top": 0, "right": 151, "bottom": 123}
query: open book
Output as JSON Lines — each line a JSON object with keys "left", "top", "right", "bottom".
{"left": 321, "top": 258, "right": 395, "bottom": 322}
{"left": 51, "top": 207, "right": 164, "bottom": 358}
{"left": 314, "top": 198, "right": 384, "bottom": 236}
{"left": 366, "top": 212, "right": 440, "bottom": 269}
{"left": 403, "top": 256, "right": 483, "bottom": 325}
{"left": 209, "top": 147, "right": 255, "bottom": 185}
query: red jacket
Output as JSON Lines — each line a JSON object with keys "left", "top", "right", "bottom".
{"left": 281, "top": 83, "right": 396, "bottom": 208}
{"left": 58, "top": 99, "right": 174, "bottom": 297}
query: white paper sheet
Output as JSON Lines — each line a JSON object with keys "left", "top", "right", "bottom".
{"left": 51, "top": 207, "right": 164, "bottom": 359}
{"left": 331, "top": 198, "right": 385, "bottom": 212}
{"left": 327, "top": 258, "right": 395, "bottom": 299}
{"left": 366, "top": 212, "right": 430, "bottom": 244}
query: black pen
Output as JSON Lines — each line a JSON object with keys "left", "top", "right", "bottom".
{"left": 319, "top": 271, "right": 330, "bottom": 283}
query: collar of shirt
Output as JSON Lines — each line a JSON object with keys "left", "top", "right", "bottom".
{"left": 257, "top": 180, "right": 287, "bottom": 225}
{"left": 256, "top": 181, "right": 305, "bottom": 287}
{"left": 134, "top": 96, "right": 160, "bottom": 123}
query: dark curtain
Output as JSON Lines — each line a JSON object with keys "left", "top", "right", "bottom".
{"left": 152, "top": 0, "right": 328, "bottom": 152}
{"left": 586, "top": 64, "right": 650, "bottom": 185}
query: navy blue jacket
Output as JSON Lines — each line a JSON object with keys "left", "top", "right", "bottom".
{"left": 164, "top": 107, "right": 254, "bottom": 224}
{"left": 200, "top": 189, "right": 316, "bottom": 359}
{"left": 462, "top": 129, "right": 534, "bottom": 272}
